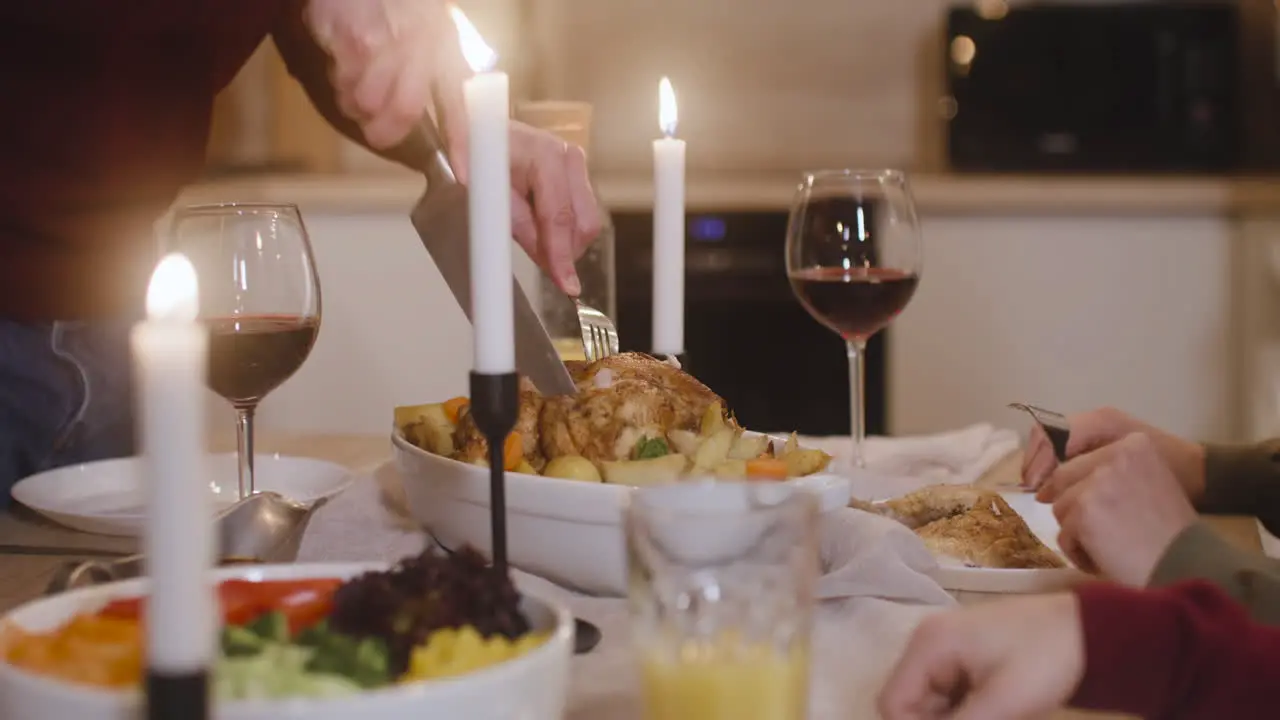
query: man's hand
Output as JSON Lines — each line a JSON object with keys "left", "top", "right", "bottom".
{"left": 1049, "top": 433, "right": 1198, "bottom": 585}
{"left": 507, "top": 123, "right": 600, "bottom": 296}
{"left": 1022, "top": 407, "right": 1206, "bottom": 502}
{"left": 878, "top": 594, "right": 1085, "bottom": 720}
{"left": 303, "top": 0, "right": 466, "bottom": 151}
{"left": 301, "top": 0, "right": 602, "bottom": 294}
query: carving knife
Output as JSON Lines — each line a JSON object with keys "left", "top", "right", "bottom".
{"left": 395, "top": 118, "right": 576, "bottom": 396}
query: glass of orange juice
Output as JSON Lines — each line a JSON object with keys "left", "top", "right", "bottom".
{"left": 625, "top": 482, "right": 820, "bottom": 720}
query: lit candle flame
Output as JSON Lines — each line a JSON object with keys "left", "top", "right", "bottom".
{"left": 146, "top": 253, "right": 199, "bottom": 322}
{"left": 450, "top": 6, "right": 497, "bottom": 73}
{"left": 658, "top": 77, "right": 678, "bottom": 137}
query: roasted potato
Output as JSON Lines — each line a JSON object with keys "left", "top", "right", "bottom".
{"left": 713, "top": 459, "right": 748, "bottom": 479}
{"left": 699, "top": 401, "right": 727, "bottom": 437}
{"left": 692, "top": 428, "right": 736, "bottom": 471}
{"left": 395, "top": 403, "right": 456, "bottom": 457}
{"left": 394, "top": 403, "right": 432, "bottom": 431}
{"left": 783, "top": 432, "right": 800, "bottom": 456}
{"left": 602, "top": 454, "right": 689, "bottom": 486}
{"left": 543, "top": 455, "right": 603, "bottom": 483}
{"left": 728, "top": 433, "right": 770, "bottom": 461}
{"left": 782, "top": 448, "right": 831, "bottom": 477}
{"left": 666, "top": 429, "right": 703, "bottom": 457}
{"left": 515, "top": 459, "right": 539, "bottom": 476}
{"left": 400, "top": 421, "right": 425, "bottom": 449}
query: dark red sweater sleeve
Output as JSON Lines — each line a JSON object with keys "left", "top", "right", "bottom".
{"left": 1070, "top": 579, "right": 1280, "bottom": 719}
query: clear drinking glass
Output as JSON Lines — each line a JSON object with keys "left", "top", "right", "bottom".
{"left": 626, "top": 482, "right": 820, "bottom": 720}
{"left": 785, "top": 170, "right": 922, "bottom": 469}
{"left": 168, "top": 203, "right": 321, "bottom": 499}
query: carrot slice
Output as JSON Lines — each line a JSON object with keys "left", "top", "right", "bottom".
{"left": 443, "top": 397, "right": 470, "bottom": 424}
{"left": 503, "top": 432, "right": 523, "bottom": 471}
{"left": 745, "top": 458, "right": 789, "bottom": 480}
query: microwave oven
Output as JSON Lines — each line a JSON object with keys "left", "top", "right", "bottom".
{"left": 944, "top": 2, "right": 1240, "bottom": 173}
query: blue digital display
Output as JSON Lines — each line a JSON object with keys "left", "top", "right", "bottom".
{"left": 689, "top": 215, "right": 727, "bottom": 242}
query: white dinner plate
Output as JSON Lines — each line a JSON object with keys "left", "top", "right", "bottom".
{"left": 10, "top": 454, "right": 353, "bottom": 537}
{"left": 925, "top": 491, "right": 1088, "bottom": 593}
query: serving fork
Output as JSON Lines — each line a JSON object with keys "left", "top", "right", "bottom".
{"left": 575, "top": 300, "right": 619, "bottom": 363}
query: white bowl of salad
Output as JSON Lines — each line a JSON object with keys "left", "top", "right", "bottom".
{"left": 0, "top": 551, "right": 572, "bottom": 720}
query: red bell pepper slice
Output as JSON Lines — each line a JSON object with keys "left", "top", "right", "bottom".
{"left": 93, "top": 578, "right": 342, "bottom": 632}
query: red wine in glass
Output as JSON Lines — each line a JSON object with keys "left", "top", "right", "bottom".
{"left": 784, "top": 169, "right": 922, "bottom": 470}
{"left": 170, "top": 202, "right": 321, "bottom": 499}
{"left": 788, "top": 267, "right": 919, "bottom": 341}
{"left": 206, "top": 315, "right": 320, "bottom": 406}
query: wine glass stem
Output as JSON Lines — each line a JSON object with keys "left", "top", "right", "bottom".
{"left": 846, "top": 339, "right": 867, "bottom": 469}
{"left": 234, "top": 405, "right": 257, "bottom": 499}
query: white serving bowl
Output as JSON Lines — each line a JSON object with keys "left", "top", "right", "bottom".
{"left": 393, "top": 429, "right": 851, "bottom": 596}
{"left": 0, "top": 563, "right": 572, "bottom": 720}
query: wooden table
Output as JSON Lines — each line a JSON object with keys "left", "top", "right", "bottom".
{"left": 0, "top": 436, "right": 1264, "bottom": 719}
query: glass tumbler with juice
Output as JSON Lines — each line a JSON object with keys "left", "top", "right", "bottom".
{"left": 626, "top": 482, "right": 819, "bottom": 720}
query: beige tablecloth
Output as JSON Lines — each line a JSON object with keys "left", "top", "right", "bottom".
{"left": 298, "top": 464, "right": 956, "bottom": 720}
{"left": 1, "top": 432, "right": 1260, "bottom": 720}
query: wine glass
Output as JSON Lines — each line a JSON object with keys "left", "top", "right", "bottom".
{"left": 785, "top": 170, "right": 922, "bottom": 469}
{"left": 169, "top": 203, "right": 322, "bottom": 499}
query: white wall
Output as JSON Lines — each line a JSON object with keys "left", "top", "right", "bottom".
{"left": 240, "top": 209, "right": 1246, "bottom": 444}
{"left": 890, "top": 216, "right": 1237, "bottom": 441}
{"left": 251, "top": 213, "right": 473, "bottom": 435}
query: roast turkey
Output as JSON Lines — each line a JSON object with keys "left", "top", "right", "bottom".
{"left": 453, "top": 376, "right": 546, "bottom": 469}
{"left": 539, "top": 353, "right": 733, "bottom": 465}
{"left": 453, "top": 353, "right": 735, "bottom": 468}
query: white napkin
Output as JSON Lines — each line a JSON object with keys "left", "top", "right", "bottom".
{"left": 801, "top": 422, "right": 1020, "bottom": 500}
{"left": 816, "top": 507, "right": 951, "bottom": 605}
{"left": 298, "top": 465, "right": 955, "bottom": 719}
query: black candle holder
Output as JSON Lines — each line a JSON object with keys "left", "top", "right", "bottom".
{"left": 146, "top": 670, "right": 207, "bottom": 720}
{"left": 469, "top": 372, "right": 519, "bottom": 573}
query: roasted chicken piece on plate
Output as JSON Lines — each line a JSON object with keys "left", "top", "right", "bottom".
{"left": 854, "top": 484, "right": 1066, "bottom": 570}
{"left": 454, "top": 376, "right": 546, "bottom": 469}
{"left": 539, "top": 352, "right": 735, "bottom": 465}
{"left": 914, "top": 493, "right": 1065, "bottom": 570}
{"left": 872, "top": 485, "right": 992, "bottom": 529}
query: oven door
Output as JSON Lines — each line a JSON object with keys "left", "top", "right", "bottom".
{"left": 611, "top": 211, "right": 887, "bottom": 437}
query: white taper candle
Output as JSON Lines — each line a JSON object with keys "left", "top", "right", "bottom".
{"left": 452, "top": 7, "right": 515, "bottom": 375}
{"left": 132, "top": 253, "right": 214, "bottom": 672}
{"left": 652, "top": 77, "right": 687, "bottom": 357}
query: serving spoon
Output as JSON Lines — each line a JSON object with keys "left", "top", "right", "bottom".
{"left": 46, "top": 491, "right": 326, "bottom": 594}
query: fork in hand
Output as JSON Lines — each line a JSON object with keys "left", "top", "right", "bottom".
{"left": 575, "top": 300, "right": 619, "bottom": 363}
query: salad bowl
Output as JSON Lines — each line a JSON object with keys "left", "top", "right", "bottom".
{"left": 0, "top": 562, "right": 572, "bottom": 720}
